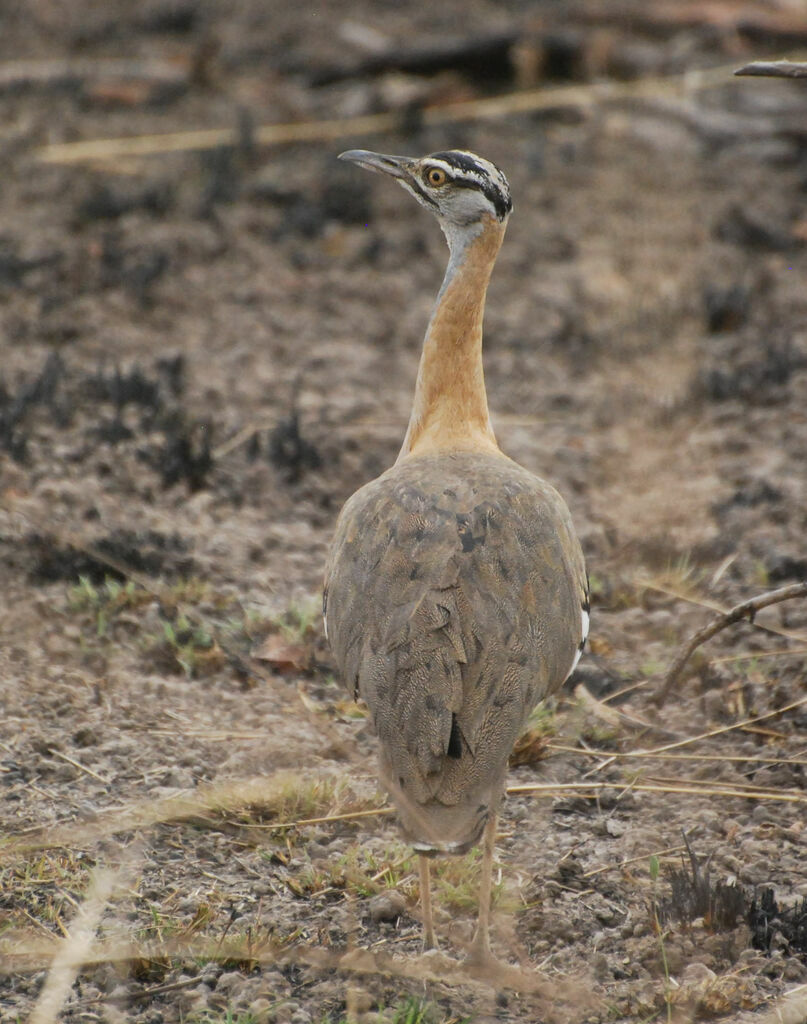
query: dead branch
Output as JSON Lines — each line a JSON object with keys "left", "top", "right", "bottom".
{"left": 735, "top": 60, "right": 807, "bottom": 78}
{"left": 655, "top": 582, "right": 807, "bottom": 706}
{"left": 35, "top": 62, "right": 737, "bottom": 165}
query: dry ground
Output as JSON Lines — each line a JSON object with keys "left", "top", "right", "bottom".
{"left": 1, "top": 2, "right": 807, "bottom": 1022}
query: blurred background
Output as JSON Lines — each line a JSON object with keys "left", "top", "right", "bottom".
{"left": 2, "top": 2, "right": 807, "bottom": 1022}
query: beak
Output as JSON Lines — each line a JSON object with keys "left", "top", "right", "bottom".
{"left": 338, "top": 150, "right": 414, "bottom": 180}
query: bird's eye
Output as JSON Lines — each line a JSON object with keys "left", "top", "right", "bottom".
{"left": 425, "top": 167, "right": 447, "bottom": 187}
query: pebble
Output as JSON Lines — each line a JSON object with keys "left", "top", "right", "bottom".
{"left": 248, "top": 997, "right": 275, "bottom": 1023}
{"left": 592, "top": 952, "right": 611, "bottom": 980}
{"left": 368, "top": 890, "right": 407, "bottom": 923}
{"left": 216, "top": 970, "right": 246, "bottom": 993}
{"left": 200, "top": 963, "right": 223, "bottom": 987}
{"left": 681, "top": 962, "right": 716, "bottom": 986}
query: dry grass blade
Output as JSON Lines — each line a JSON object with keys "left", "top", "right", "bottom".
{"left": 655, "top": 582, "right": 807, "bottom": 705}
{"left": 49, "top": 749, "right": 109, "bottom": 784}
{"left": 550, "top": 743, "right": 807, "bottom": 768}
{"left": 574, "top": 683, "right": 680, "bottom": 739}
{"left": 507, "top": 779, "right": 807, "bottom": 805}
{"left": 233, "top": 806, "right": 395, "bottom": 829}
{"left": 148, "top": 728, "right": 267, "bottom": 740}
{"left": 6, "top": 771, "right": 802, "bottom": 872}
{"left": 29, "top": 859, "right": 132, "bottom": 1024}
{"left": 644, "top": 773, "right": 804, "bottom": 796}
{"left": 710, "top": 645, "right": 807, "bottom": 665}
{"left": 5, "top": 933, "right": 590, "bottom": 1000}
{"left": 34, "top": 64, "right": 739, "bottom": 165}
{"left": 582, "top": 843, "right": 688, "bottom": 879}
{"left": 642, "top": 695, "right": 807, "bottom": 756}
{"left": 0, "top": 772, "right": 378, "bottom": 860}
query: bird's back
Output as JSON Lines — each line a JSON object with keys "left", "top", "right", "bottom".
{"left": 324, "top": 450, "right": 587, "bottom": 853}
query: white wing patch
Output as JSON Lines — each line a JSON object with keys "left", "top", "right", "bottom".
{"left": 565, "top": 600, "right": 590, "bottom": 681}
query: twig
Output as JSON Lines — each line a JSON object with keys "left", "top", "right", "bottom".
{"left": 34, "top": 63, "right": 737, "bottom": 165}
{"left": 79, "top": 975, "right": 202, "bottom": 1008}
{"left": 655, "top": 582, "right": 807, "bottom": 705}
{"left": 232, "top": 806, "right": 394, "bottom": 829}
{"left": 735, "top": 60, "right": 807, "bottom": 78}
{"left": 49, "top": 749, "right": 109, "bottom": 785}
{"left": 582, "top": 843, "right": 687, "bottom": 880}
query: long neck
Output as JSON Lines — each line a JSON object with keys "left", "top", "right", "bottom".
{"left": 397, "top": 215, "right": 506, "bottom": 462}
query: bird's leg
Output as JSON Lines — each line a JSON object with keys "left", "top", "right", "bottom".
{"left": 418, "top": 855, "right": 436, "bottom": 951}
{"left": 466, "top": 812, "right": 497, "bottom": 966}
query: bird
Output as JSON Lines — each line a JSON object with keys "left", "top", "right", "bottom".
{"left": 323, "top": 148, "right": 589, "bottom": 965}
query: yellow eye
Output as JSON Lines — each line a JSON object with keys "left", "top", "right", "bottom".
{"left": 425, "top": 167, "right": 447, "bottom": 187}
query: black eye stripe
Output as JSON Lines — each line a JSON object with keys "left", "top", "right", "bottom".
{"left": 449, "top": 177, "right": 511, "bottom": 219}
{"left": 406, "top": 178, "right": 439, "bottom": 208}
{"left": 421, "top": 151, "right": 512, "bottom": 220}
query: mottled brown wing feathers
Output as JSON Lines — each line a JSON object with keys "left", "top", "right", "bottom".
{"left": 325, "top": 451, "right": 585, "bottom": 809}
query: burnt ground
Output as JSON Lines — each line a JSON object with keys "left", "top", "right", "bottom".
{"left": 1, "top": 2, "right": 807, "bottom": 1022}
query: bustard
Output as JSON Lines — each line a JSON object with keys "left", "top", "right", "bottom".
{"left": 324, "top": 148, "right": 588, "bottom": 964}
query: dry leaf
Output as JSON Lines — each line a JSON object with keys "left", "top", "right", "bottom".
{"left": 252, "top": 635, "right": 311, "bottom": 673}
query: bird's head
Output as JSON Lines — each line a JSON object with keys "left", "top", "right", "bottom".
{"left": 338, "top": 148, "right": 512, "bottom": 231}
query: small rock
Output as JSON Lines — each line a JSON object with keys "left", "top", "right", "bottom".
{"left": 681, "top": 962, "right": 716, "bottom": 986}
{"left": 73, "top": 726, "right": 99, "bottom": 746}
{"left": 248, "top": 997, "right": 275, "bottom": 1023}
{"left": 368, "top": 890, "right": 407, "bottom": 923}
{"left": 200, "top": 963, "right": 222, "bottom": 987}
{"left": 592, "top": 953, "right": 610, "bottom": 980}
{"left": 216, "top": 970, "right": 245, "bottom": 993}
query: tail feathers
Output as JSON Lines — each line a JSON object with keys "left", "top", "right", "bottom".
{"left": 380, "top": 758, "right": 500, "bottom": 854}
